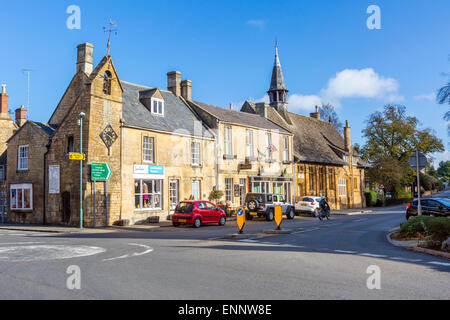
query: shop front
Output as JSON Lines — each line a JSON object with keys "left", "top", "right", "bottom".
{"left": 249, "top": 175, "right": 293, "bottom": 203}
{"left": 133, "top": 164, "right": 165, "bottom": 212}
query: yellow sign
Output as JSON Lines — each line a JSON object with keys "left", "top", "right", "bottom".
{"left": 274, "top": 205, "right": 283, "bottom": 230}
{"left": 236, "top": 207, "right": 246, "bottom": 233}
{"left": 69, "top": 153, "right": 85, "bottom": 161}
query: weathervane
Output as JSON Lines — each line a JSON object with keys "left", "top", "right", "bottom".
{"left": 103, "top": 20, "right": 118, "bottom": 56}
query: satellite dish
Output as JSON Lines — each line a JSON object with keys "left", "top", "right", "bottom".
{"left": 408, "top": 152, "right": 427, "bottom": 171}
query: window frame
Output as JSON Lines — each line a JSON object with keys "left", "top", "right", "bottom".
{"left": 17, "top": 145, "right": 29, "bottom": 171}
{"left": 224, "top": 126, "right": 233, "bottom": 156}
{"left": 338, "top": 178, "right": 347, "bottom": 197}
{"left": 225, "top": 178, "right": 233, "bottom": 202}
{"left": 283, "top": 136, "right": 289, "bottom": 162}
{"left": 246, "top": 129, "right": 254, "bottom": 158}
{"left": 134, "top": 179, "right": 163, "bottom": 210}
{"left": 151, "top": 97, "right": 164, "bottom": 116}
{"left": 191, "top": 141, "right": 201, "bottom": 166}
{"left": 266, "top": 132, "right": 273, "bottom": 160}
{"left": 10, "top": 183, "right": 33, "bottom": 210}
{"left": 142, "top": 136, "right": 154, "bottom": 163}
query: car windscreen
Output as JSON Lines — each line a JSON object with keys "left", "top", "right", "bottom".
{"left": 175, "top": 202, "right": 194, "bottom": 213}
{"left": 302, "top": 197, "right": 313, "bottom": 202}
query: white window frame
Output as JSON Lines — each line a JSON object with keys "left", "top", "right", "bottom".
{"left": 246, "top": 129, "right": 254, "bottom": 158}
{"left": 192, "top": 180, "right": 201, "bottom": 201}
{"left": 134, "top": 179, "right": 163, "bottom": 210}
{"left": 338, "top": 178, "right": 347, "bottom": 197}
{"left": 266, "top": 133, "right": 273, "bottom": 160}
{"left": 143, "top": 136, "right": 154, "bottom": 163}
{"left": 18, "top": 145, "right": 29, "bottom": 171}
{"left": 283, "top": 136, "right": 289, "bottom": 162}
{"left": 169, "top": 179, "right": 179, "bottom": 212}
{"left": 10, "top": 183, "right": 33, "bottom": 210}
{"left": 224, "top": 126, "right": 232, "bottom": 156}
{"left": 191, "top": 141, "right": 201, "bottom": 166}
{"left": 225, "top": 178, "right": 233, "bottom": 202}
{"left": 151, "top": 98, "right": 164, "bottom": 116}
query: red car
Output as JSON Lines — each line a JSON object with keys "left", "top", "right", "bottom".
{"left": 172, "top": 201, "right": 227, "bottom": 228}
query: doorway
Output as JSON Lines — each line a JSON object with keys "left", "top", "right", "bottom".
{"left": 61, "top": 192, "right": 71, "bottom": 223}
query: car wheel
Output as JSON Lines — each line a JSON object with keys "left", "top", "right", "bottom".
{"left": 172, "top": 222, "right": 180, "bottom": 227}
{"left": 248, "top": 200, "right": 258, "bottom": 211}
{"left": 287, "top": 208, "right": 295, "bottom": 220}
{"left": 218, "top": 216, "right": 226, "bottom": 226}
{"left": 193, "top": 218, "right": 201, "bottom": 228}
{"left": 266, "top": 209, "right": 274, "bottom": 221}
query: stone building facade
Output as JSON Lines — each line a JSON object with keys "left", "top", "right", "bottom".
{"left": 241, "top": 46, "right": 366, "bottom": 210}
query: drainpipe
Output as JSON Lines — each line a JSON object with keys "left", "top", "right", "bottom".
{"left": 43, "top": 140, "right": 52, "bottom": 225}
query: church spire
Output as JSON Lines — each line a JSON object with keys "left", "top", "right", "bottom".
{"left": 268, "top": 42, "right": 289, "bottom": 121}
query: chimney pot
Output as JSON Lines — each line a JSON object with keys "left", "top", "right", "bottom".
{"left": 167, "top": 71, "right": 181, "bottom": 97}
{"left": 181, "top": 79, "right": 192, "bottom": 100}
{"left": 310, "top": 106, "right": 321, "bottom": 120}
{"left": 0, "top": 84, "right": 8, "bottom": 114}
{"left": 76, "top": 43, "right": 94, "bottom": 75}
{"left": 15, "top": 105, "right": 27, "bottom": 127}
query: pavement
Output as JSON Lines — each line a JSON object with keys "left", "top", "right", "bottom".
{"left": 0, "top": 191, "right": 449, "bottom": 299}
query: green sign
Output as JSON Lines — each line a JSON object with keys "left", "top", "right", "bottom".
{"left": 91, "top": 162, "right": 112, "bottom": 181}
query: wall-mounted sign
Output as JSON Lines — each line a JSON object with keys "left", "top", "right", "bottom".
{"left": 48, "top": 165, "right": 60, "bottom": 194}
{"left": 134, "top": 165, "right": 164, "bottom": 175}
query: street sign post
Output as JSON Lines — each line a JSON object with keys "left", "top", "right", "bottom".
{"left": 69, "top": 153, "right": 85, "bottom": 161}
{"left": 274, "top": 205, "right": 283, "bottom": 230}
{"left": 91, "top": 162, "right": 112, "bottom": 181}
{"left": 236, "top": 207, "right": 245, "bottom": 234}
{"left": 408, "top": 150, "right": 427, "bottom": 216}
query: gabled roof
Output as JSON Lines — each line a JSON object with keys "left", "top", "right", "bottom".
{"left": 121, "top": 81, "right": 214, "bottom": 139}
{"left": 6, "top": 121, "right": 57, "bottom": 143}
{"left": 190, "top": 100, "right": 291, "bottom": 134}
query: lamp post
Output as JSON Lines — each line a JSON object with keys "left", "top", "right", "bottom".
{"left": 78, "top": 112, "right": 85, "bottom": 229}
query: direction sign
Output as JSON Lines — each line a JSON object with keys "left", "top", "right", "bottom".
{"left": 69, "top": 153, "right": 85, "bottom": 161}
{"left": 274, "top": 205, "right": 283, "bottom": 230}
{"left": 91, "top": 162, "right": 112, "bottom": 181}
{"left": 236, "top": 207, "right": 246, "bottom": 234}
{"left": 408, "top": 152, "right": 427, "bottom": 170}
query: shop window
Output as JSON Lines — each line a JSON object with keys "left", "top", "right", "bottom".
{"left": 10, "top": 184, "right": 32, "bottom": 210}
{"left": 192, "top": 180, "right": 201, "bottom": 200}
{"left": 134, "top": 179, "right": 162, "bottom": 210}
{"left": 17, "top": 145, "right": 29, "bottom": 171}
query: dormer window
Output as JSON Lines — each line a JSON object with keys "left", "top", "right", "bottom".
{"left": 103, "top": 71, "right": 112, "bottom": 95}
{"left": 151, "top": 98, "right": 164, "bottom": 116}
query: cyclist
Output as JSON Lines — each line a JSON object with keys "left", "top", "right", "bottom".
{"left": 318, "top": 196, "right": 330, "bottom": 221}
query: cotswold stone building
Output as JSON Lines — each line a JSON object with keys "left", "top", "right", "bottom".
{"left": 241, "top": 46, "right": 366, "bottom": 210}
{"left": 6, "top": 43, "right": 216, "bottom": 226}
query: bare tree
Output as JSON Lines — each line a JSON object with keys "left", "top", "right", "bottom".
{"left": 319, "top": 103, "right": 343, "bottom": 133}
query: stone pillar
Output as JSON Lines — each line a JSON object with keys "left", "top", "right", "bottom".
{"left": 181, "top": 80, "right": 192, "bottom": 100}
{"left": 167, "top": 71, "right": 181, "bottom": 97}
{"left": 76, "top": 43, "right": 94, "bottom": 75}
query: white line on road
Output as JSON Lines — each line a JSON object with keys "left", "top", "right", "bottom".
{"left": 102, "top": 243, "right": 153, "bottom": 262}
{"left": 428, "top": 261, "right": 450, "bottom": 267}
{"left": 359, "top": 253, "right": 388, "bottom": 258}
{"left": 334, "top": 250, "right": 357, "bottom": 254}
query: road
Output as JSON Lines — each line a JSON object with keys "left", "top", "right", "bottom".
{"left": 0, "top": 194, "right": 449, "bottom": 300}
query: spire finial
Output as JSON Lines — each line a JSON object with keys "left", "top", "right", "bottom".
{"left": 104, "top": 20, "right": 118, "bottom": 57}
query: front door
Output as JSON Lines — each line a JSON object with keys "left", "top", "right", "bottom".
{"left": 239, "top": 178, "right": 246, "bottom": 205}
{"left": 61, "top": 192, "right": 71, "bottom": 223}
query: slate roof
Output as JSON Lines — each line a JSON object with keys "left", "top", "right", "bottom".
{"left": 252, "top": 106, "right": 348, "bottom": 166}
{"left": 31, "top": 122, "right": 58, "bottom": 136}
{"left": 121, "top": 81, "right": 214, "bottom": 139}
{"left": 191, "top": 100, "right": 291, "bottom": 134}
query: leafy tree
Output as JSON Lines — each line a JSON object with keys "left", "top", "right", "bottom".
{"left": 437, "top": 161, "right": 450, "bottom": 181}
{"left": 361, "top": 105, "right": 444, "bottom": 198}
{"left": 319, "top": 103, "right": 343, "bottom": 133}
{"left": 437, "top": 79, "right": 450, "bottom": 137}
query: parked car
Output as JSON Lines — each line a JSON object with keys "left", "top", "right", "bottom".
{"left": 172, "top": 200, "right": 227, "bottom": 228}
{"left": 244, "top": 193, "right": 295, "bottom": 221}
{"left": 295, "top": 196, "right": 322, "bottom": 216}
{"left": 406, "top": 198, "right": 450, "bottom": 219}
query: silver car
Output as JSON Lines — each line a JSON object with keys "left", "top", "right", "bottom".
{"left": 245, "top": 193, "right": 295, "bottom": 221}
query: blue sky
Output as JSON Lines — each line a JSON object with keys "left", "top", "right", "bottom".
{"left": 0, "top": 0, "right": 449, "bottom": 165}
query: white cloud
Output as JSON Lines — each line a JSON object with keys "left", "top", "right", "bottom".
{"left": 288, "top": 94, "right": 323, "bottom": 111}
{"left": 321, "top": 68, "right": 399, "bottom": 100}
{"left": 431, "top": 150, "right": 450, "bottom": 167}
{"left": 413, "top": 93, "right": 436, "bottom": 101}
{"left": 246, "top": 19, "right": 267, "bottom": 30}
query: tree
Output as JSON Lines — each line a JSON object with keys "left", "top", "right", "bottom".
{"left": 361, "top": 105, "right": 444, "bottom": 198}
{"left": 437, "top": 161, "right": 450, "bottom": 181}
{"left": 319, "top": 103, "right": 343, "bottom": 133}
{"left": 437, "top": 79, "right": 450, "bottom": 137}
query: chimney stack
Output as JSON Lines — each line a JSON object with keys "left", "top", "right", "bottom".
{"left": 344, "top": 120, "right": 351, "bottom": 152}
{"left": 181, "top": 80, "right": 192, "bottom": 100}
{"left": 229, "top": 103, "right": 233, "bottom": 110}
{"left": 0, "top": 84, "right": 8, "bottom": 115}
{"left": 76, "top": 43, "right": 94, "bottom": 75}
{"left": 310, "top": 105, "right": 321, "bottom": 120}
{"left": 167, "top": 71, "right": 181, "bottom": 97}
{"left": 15, "top": 105, "right": 27, "bottom": 127}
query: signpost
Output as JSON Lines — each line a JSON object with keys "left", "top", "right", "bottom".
{"left": 274, "top": 205, "right": 283, "bottom": 230}
{"left": 69, "top": 153, "right": 85, "bottom": 161}
{"left": 91, "top": 162, "right": 112, "bottom": 227}
{"left": 236, "top": 207, "right": 245, "bottom": 234}
{"left": 409, "top": 150, "right": 427, "bottom": 216}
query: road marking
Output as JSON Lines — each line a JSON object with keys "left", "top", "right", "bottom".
{"left": 0, "top": 245, "right": 106, "bottom": 262}
{"left": 0, "top": 242, "right": 44, "bottom": 245}
{"left": 103, "top": 243, "right": 153, "bottom": 262}
{"left": 359, "top": 253, "right": 387, "bottom": 258}
{"left": 334, "top": 250, "right": 357, "bottom": 254}
{"left": 428, "top": 261, "right": 450, "bottom": 267}
{"left": 238, "top": 239, "right": 259, "bottom": 243}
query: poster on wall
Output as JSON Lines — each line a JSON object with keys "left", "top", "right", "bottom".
{"left": 48, "top": 165, "right": 60, "bottom": 194}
